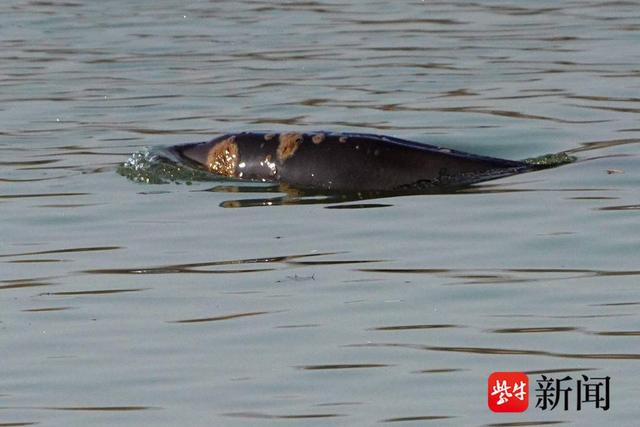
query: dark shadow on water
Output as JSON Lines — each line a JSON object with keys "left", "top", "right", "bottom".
{"left": 524, "top": 368, "right": 596, "bottom": 376}
{"left": 22, "top": 306, "right": 73, "bottom": 313}
{"left": 326, "top": 203, "right": 393, "bottom": 209}
{"left": 40, "top": 406, "right": 155, "bottom": 412}
{"left": 490, "top": 326, "right": 579, "bottom": 334}
{"left": 204, "top": 184, "right": 405, "bottom": 209}
{"left": 565, "top": 137, "right": 640, "bottom": 154}
{"left": 0, "top": 406, "right": 157, "bottom": 412}
{"left": 188, "top": 172, "right": 594, "bottom": 209}
{"left": 358, "top": 266, "right": 640, "bottom": 286}
{"left": 598, "top": 204, "right": 640, "bottom": 211}
{"left": 591, "top": 301, "right": 640, "bottom": 307}
{"left": 347, "top": 342, "right": 640, "bottom": 360}
{"left": 382, "top": 415, "right": 455, "bottom": 422}
{"left": 0, "top": 192, "right": 89, "bottom": 200}
{"left": 0, "top": 422, "right": 37, "bottom": 426}
{"left": 39, "top": 288, "right": 147, "bottom": 296}
{"left": 205, "top": 182, "right": 518, "bottom": 209}
{"left": 222, "top": 411, "right": 344, "bottom": 419}
{"left": 168, "top": 310, "right": 274, "bottom": 324}
{"left": 371, "top": 324, "right": 461, "bottom": 331}
{"left": 297, "top": 364, "right": 391, "bottom": 370}
{"left": 416, "top": 368, "right": 468, "bottom": 374}
{"left": 0, "top": 281, "right": 53, "bottom": 291}
{"left": 80, "top": 251, "right": 375, "bottom": 275}
{"left": 483, "top": 422, "right": 568, "bottom": 427}
{"left": 0, "top": 246, "right": 121, "bottom": 258}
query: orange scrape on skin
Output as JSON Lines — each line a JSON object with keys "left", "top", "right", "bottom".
{"left": 207, "top": 136, "right": 239, "bottom": 177}
{"left": 339, "top": 136, "right": 348, "bottom": 143}
{"left": 277, "top": 132, "right": 303, "bottom": 162}
{"left": 312, "top": 133, "right": 325, "bottom": 144}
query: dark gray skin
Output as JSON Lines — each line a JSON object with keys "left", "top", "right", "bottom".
{"left": 168, "top": 131, "right": 534, "bottom": 193}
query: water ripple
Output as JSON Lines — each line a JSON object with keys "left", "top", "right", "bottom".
{"left": 222, "top": 411, "right": 343, "bottom": 419}
{"left": 82, "top": 251, "right": 341, "bottom": 275}
{"left": 484, "top": 422, "right": 567, "bottom": 427}
{"left": 169, "top": 311, "right": 273, "bottom": 324}
{"left": 349, "top": 342, "right": 640, "bottom": 361}
{"left": 0, "top": 246, "right": 121, "bottom": 258}
{"left": 297, "top": 364, "right": 390, "bottom": 370}
{"left": 40, "top": 288, "right": 147, "bottom": 296}
{"left": 382, "top": 415, "right": 454, "bottom": 423}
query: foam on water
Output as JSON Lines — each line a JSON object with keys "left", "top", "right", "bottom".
{"left": 522, "top": 152, "right": 576, "bottom": 168}
{"left": 117, "top": 146, "right": 219, "bottom": 185}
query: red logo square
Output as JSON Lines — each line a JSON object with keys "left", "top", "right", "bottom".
{"left": 488, "top": 372, "right": 529, "bottom": 412}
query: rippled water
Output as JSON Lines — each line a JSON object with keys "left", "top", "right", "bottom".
{"left": 2, "top": 1, "right": 639, "bottom": 425}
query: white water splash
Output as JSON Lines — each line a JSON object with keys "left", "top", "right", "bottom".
{"left": 117, "top": 147, "right": 220, "bottom": 185}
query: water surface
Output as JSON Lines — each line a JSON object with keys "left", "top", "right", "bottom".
{"left": 2, "top": 1, "right": 639, "bottom": 426}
